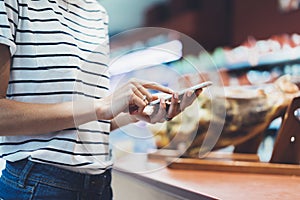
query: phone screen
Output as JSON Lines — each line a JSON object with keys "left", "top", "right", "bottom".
{"left": 149, "top": 81, "right": 212, "bottom": 105}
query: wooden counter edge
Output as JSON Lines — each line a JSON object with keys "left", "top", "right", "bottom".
{"left": 167, "top": 158, "right": 300, "bottom": 176}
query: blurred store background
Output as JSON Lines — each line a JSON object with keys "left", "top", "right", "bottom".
{"left": 102, "top": 0, "right": 300, "bottom": 163}
{"left": 103, "top": 0, "right": 300, "bottom": 50}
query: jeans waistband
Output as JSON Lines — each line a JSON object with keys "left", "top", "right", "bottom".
{"left": 6, "top": 159, "right": 112, "bottom": 191}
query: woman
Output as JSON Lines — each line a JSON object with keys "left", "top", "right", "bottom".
{"left": 0, "top": 0, "right": 201, "bottom": 199}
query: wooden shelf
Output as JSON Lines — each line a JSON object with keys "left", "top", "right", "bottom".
{"left": 168, "top": 158, "right": 300, "bottom": 176}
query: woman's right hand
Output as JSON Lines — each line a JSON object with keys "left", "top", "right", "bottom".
{"left": 95, "top": 78, "right": 174, "bottom": 120}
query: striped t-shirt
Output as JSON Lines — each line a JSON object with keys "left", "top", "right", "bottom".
{"left": 0, "top": 0, "right": 112, "bottom": 174}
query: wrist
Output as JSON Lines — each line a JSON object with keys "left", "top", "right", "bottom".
{"left": 128, "top": 114, "right": 139, "bottom": 123}
{"left": 94, "top": 99, "right": 111, "bottom": 120}
{"left": 110, "top": 113, "right": 139, "bottom": 131}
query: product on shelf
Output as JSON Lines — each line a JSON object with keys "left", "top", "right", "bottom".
{"left": 148, "top": 75, "right": 300, "bottom": 157}
{"left": 171, "top": 33, "right": 300, "bottom": 71}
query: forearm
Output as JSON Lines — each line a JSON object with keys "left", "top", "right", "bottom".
{"left": 0, "top": 99, "right": 98, "bottom": 136}
{"left": 110, "top": 112, "right": 138, "bottom": 131}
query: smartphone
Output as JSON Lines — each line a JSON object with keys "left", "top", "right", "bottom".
{"left": 149, "top": 81, "right": 213, "bottom": 105}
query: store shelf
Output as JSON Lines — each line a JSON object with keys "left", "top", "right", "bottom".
{"left": 224, "top": 57, "right": 300, "bottom": 73}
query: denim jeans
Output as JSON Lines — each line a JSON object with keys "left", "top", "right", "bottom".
{"left": 0, "top": 159, "right": 113, "bottom": 200}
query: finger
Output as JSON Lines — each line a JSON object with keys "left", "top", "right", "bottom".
{"left": 184, "top": 90, "right": 197, "bottom": 101}
{"left": 160, "top": 98, "right": 167, "bottom": 112}
{"left": 167, "top": 93, "right": 180, "bottom": 118}
{"left": 150, "top": 98, "right": 167, "bottom": 123}
{"left": 180, "top": 91, "right": 197, "bottom": 110}
{"left": 129, "top": 95, "right": 147, "bottom": 115}
{"left": 152, "top": 95, "right": 159, "bottom": 101}
{"left": 132, "top": 82, "right": 153, "bottom": 103}
{"left": 186, "top": 90, "right": 193, "bottom": 97}
{"left": 140, "top": 81, "right": 174, "bottom": 94}
{"left": 132, "top": 86, "right": 144, "bottom": 99}
{"left": 185, "top": 88, "right": 202, "bottom": 98}
{"left": 195, "top": 88, "right": 203, "bottom": 96}
{"left": 132, "top": 87, "right": 149, "bottom": 105}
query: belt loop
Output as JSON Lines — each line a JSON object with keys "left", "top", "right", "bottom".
{"left": 18, "top": 160, "right": 35, "bottom": 188}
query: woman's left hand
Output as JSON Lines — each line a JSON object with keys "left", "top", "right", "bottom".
{"left": 133, "top": 88, "right": 203, "bottom": 123}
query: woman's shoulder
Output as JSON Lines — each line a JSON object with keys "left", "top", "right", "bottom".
{"left": 69, "top": 0, "right": 108, "bottom": 13}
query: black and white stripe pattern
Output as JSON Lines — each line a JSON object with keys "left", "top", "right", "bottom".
{"left": 0, "top": 0, "right": 112, "bottom": 174}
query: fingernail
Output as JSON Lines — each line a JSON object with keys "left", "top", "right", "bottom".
{"left": 173, "top": 93, "right": 178, "bottom": 99}
{"left": 160, "top": 99, "right": 166, "bottom": 109}
{"left": 187, "top": 91, "right": 193, "bottom": 97}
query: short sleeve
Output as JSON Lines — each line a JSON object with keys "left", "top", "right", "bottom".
{"left": 0, "top": 0, "right": 19, "bottom": 56}
{"left": 104, "top": 12, "right": 109, "bottom": 47}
